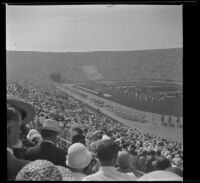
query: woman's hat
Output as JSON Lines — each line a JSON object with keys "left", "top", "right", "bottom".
{"left": 66, "top": 143, "right": 92, "bottom": 169}
{"left": 7, "top": 95, "right": 36, "bottom": 124}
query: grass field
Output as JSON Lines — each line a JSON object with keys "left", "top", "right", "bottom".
{"left": 76, "top": 81, "right": 182, "bottom": 117}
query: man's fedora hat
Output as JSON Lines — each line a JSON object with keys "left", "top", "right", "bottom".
{"left": 7, "top": 95, "right": 36, "bottom": 124}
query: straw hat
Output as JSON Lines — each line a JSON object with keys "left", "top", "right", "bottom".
{"left": 7, "top": 95, "right": 35, "bottom": 124}
{"left": 41, "top": 119, "right": 60, "bottom": 133}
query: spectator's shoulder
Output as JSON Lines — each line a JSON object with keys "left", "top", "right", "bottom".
{"left": 24, "top": 144, "right": 40, "bottom": 157}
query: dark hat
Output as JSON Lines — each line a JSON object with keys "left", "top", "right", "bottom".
{"left": 7, "top": 95, "right": 35, "bottom": 124}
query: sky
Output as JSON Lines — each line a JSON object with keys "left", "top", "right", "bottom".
{"left": 6, "top": 4, "right": 183, "bottom": 52}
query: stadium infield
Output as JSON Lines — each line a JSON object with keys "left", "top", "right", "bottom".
{"left": 57, "top": 83, "right": 183, "bottom": 143}
{"left": 75, "top": 81, "right": 182, "bottom": 117}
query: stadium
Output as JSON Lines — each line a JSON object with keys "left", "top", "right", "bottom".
{"left": 7, "top": 47, "right": 183, "bottom": 180}
{"left": 6, "top": 4, "right": 184, "bottom": 181}
{"left": 7, "top": 48, "right": 182, "bottom": 141}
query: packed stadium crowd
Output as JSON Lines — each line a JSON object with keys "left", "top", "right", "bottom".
{"left": 7, "top": 79, "right": 183, "bottom": 181}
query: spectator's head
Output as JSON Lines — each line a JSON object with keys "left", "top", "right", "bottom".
{"left": 70, "top": 126, "right": 83, "bottom": 142}
{"left": 165, "top": 167, "right": 183, "bottom": 177}
{"left": 146, "top": 149, "right": 156, "bottom": 160}
{"left": 155, "top": 149, "right": 162, "bottom": 158}
{"left": 116, "top": 151, "right": 132, "bottom": 172}
{"left": 114, "top": 138, "right": 121, "bottom": 147}
{"left": 157, "top": 141, "right": 164, "bottom": 151}
{"left": 141, "top": 149, "right": 147, "bottom": 157}
{"left": 30, "top": 133, "right": 43, "bottom": 146}
{"left": 91, "top": 130, "right": 103, "bottom": 142}
{"left": 66, "top": 143, "right": 92, "bottom": 172}
{"left": 15, "top": 160, "right": 63, "bottom": 181}
{"left": 121, "top": 142, "right": 129, "bottom": 150}
{"left": 153, "top": 157, "right": 171, "bottom": 170}
{"left": 166, "top": 154, "right": 173, "bottom": 162}
{"left": 95, "top": 139, "right": 120, "bottom": 166}
{"left": 163, "top": 150, "right": 170, "bottom": 157}
{"left": 41, "top": 119, "right": 60, "bottom": 143}
{"left": 129, "top": 144, "right": 136, "bottom": 151}
{"left": 72, "top": 134, "right": 85, "bottom": 145}
{"left": 7, "top": 96, "right": 35, "bottom": 148}
{"left": 172, "top": 158, "right": 183, "bottom": 168}
{"left": 27, "top": 129, "right": 42, "bottom": 145}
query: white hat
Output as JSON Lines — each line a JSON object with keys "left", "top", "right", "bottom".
{"left": 27, "top": 129, "right": 39, "bottom": 141}
{"left": 7, "top": 95, "right": 36, "bottom": 124}
{"left": 138, "top": 170, "right": 183, "bottom": 181}
{"left": 30, "top": 134, "right": 43, "bottom": 144}
{"left": 66, "top": 143, "right": 92, "bottom": 169}
{"left": 41, "top": 119, "right": 60, "bottom": 133}
{"left": 102, "top": 134, "right": 111, "bottom": 140}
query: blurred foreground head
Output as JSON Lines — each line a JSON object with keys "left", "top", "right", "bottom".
{"left": 16, "top": 160, "right": 63, "bottom": 181}
{"left": 138, "top": 170, "right": 183, "bottom": 181}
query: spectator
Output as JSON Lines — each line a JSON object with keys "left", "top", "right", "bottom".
{"left": 26, "top": 129, "right": 43, "bottom": 147}
{"left": 82, "top": 139, "right": 135, "bottom": 181}
{"left": 64, "top": 143, "right": 93, "bottom": 180}
{"left": 7, "top": 79, "right": 183, "bottom": 181}
{"left": 70, "top": 125, "right": 84, "bottom": 142}
{"left": 138, "top": 150, "right": 147, "bottom": 172}
{"left": 138, "top": 170, "right": 183, "bottom": 181}
{"left": 72, "top": 134, "right": 86, "bottom": 145}
{"left": 24, "top": 119, "right": 67, "bottom": 167}
{"left": 153, "top": 156, "right": 171, "bottom": 171}
{"left": 172, "top": 157, "right": 183, "bottom": 171}
{"left": 156, "top": 141, "right": 164, "bottom": 151}
{"left": 128, "top": 148, "right": 139, "bottom": 173}
{"left": 7, "top": 95, "right": 35, "bottom": 180}
{"left": 155, "top": 149, "right": 162, "bottom": 159}
{"left": 15, "top": 160, "right": 63, "bottom": 181}
{"left": 116, "top": 151, "right": 137, "bottom": 180}
{"left": 144, "top": 150, "right": 156, "bottom": 173}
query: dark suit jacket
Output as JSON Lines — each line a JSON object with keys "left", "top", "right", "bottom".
{"left": 7, "top": 150, "right": 30, "bottom": 180}
{"left": 24, "top": 141, "right": 67, "bottom": 167}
